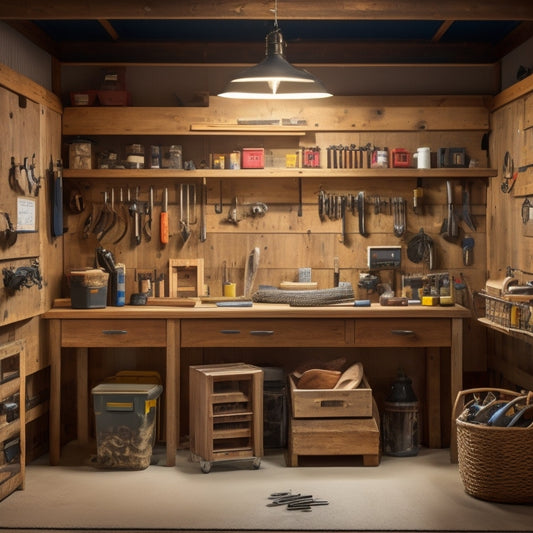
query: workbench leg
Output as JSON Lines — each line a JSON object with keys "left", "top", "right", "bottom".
{"left": 76, "top": 348, "right": 89, "bottom": 445}
{"left": 449, "top": 318, "right": 463, "bottom": 463}
{"left": 165, "top": 319, "right": 179, "bottom": 466}
{"left": 426, "top": 347, "right": 441, "bottom": 448}
{"left": 49, "top": 320, "right": 61, "bottom": 466}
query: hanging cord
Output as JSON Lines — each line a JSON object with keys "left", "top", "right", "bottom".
{"left": 271, "top": 0, "right": 279, "bottom": 28}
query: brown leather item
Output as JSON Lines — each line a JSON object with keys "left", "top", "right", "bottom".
{"left": 297, "top": 369, "right": 341, "bottom": 389}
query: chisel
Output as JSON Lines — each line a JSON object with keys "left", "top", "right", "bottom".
{"left": 160, "top": 187, "right": 169, "bottom": 244}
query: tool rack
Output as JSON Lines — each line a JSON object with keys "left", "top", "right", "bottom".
{"left": 189, "top": 363, "right": 263, "bottom": 473}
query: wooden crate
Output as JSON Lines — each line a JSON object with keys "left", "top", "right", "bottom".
{"left": 287, "top": 415, "right": 380, "bottom": 467}
{"left": 289, "top": 374, "right": 373, "bottom": 418}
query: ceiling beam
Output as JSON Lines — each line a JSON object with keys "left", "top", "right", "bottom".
{"left": 1, "top": 0, "right": 532, "bottom": 21}
{"left": 54, "top": 40, "right": 500, "bottom": 65}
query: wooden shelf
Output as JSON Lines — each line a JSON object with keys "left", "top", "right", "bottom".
{"left": 63, "top": 167, "right": 497, "bottom": 180}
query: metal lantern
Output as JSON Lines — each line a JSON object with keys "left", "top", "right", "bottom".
{"left": 382, "top": 369, "right": 420, "bottom": 457}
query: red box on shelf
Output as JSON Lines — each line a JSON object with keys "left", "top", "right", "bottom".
{"left": 391, "top": 148, "right": 411, "bottom": 168}
{"left": 97, "top": 90, "right": 131, "bottom": 106}
{"left": 242, "top": 148, "right": 264, "bottom": 169}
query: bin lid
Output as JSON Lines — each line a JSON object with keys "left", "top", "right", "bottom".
{"left": 91, "top": 382, "right": 163, "bottom": 399}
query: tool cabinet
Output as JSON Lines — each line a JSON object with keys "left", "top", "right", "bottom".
{"left": 0, "top": 340, "right": 26, "bottom": 501}
{"left": 189, "top": 363, "right": 263, "bottom": 473}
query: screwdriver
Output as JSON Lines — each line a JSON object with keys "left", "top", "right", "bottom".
{"left": 160, "top": 187, "right": 169, "bottom": 244}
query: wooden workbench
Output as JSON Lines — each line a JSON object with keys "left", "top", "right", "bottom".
{"left": 42, "top": 302, "right": 470, "bottom": 466}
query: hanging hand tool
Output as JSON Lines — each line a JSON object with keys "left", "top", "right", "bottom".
{"left": 333, "top": 257, "right": 340, "bottom": 287}
{"left": 112, "top": 188, "right": 129, "bottom": 244}
{"left": 392, "top": 197, "right": 406, "bottom": 237}
{"left": 29, "top": 153, "right": 41, "bottom": 196}
{"left": 51, "top": 157, "right": 63, "bottom": 237}
{"left": 0, "top": 212, "right": 17, "bottom": 247}
{"left": 143, "top": 186, "right": 153, "bottom": 242}
{"left": 180, "top": 183, "right": 191, "bottom": 243}
{"left": 462, "top": 236, "right": 475, "bottom": 266}
{"left": 297, "top": 178, "right": 303, "bottom": 217}
{"left": 8, "top": 157, "right": 24, "bottom": 194}
{"left": 214, "top": 180, "right": 223, "bottom": 214}
{"left": 129, "top": 186, "right": 143, "bottom": 246}
{"left": 200, "top": 178, "right": 207, "bottom": 242}
{"left": 413, "top": 178, "right": 424, "bottom": 215}
{"left": 407, "top": 228, "right": 434, "bottom": 270}
{"left": 339, "top": 195, "right": 347, "bottom": 244}
{"left": 461, "top": 181, "right": 476, "bottom": 231}
{"left": 160, "top": 187, "right": 169, "bottom": 244}
{"left": 356, "top": 191, "right": 368, "bottom": 237}
{"left": 92, "top": 191, "right": 111, "bottom": 241}
{"left": 244, "top": 247, "right": 260, "bottom": 298}
{"left": 440, "top": 181, "right": 458, "bottom": 242}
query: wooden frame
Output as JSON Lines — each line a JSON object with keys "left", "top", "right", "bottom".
{"left": 169, "top": 258, "right": 204, "bottom": 298}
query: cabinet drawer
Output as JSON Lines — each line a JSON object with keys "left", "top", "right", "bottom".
{"left": 182, "top": 319, "right": 350, "bottom": 347}
{"left": 61, "top": 319, "right": 166, "bottom": 347}
{"left": 355, "top": 319, "right": 450, "bottom": 347}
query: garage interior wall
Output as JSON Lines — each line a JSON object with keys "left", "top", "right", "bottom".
{"left": 1, "top": 20, "right": 533, "bottom": 461}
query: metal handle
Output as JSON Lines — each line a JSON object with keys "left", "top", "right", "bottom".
{"left": 249, "top": 330, "right": 274, "bottom": 336}
{"left": 102, "top": 330, "right": 128, "bottom": 335}
{"left": 390, "top": 329, "right": 415, "bottom": 336}
{"left": 220, "top": 329, "right": 241, "bottom": 334}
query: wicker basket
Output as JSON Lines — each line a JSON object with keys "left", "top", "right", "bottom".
{"left": 454, "top": 388, "right": 533, "bottom": 504}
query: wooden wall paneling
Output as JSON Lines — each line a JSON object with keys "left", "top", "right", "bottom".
{"left": 485, "top": 82, "right": 533, "bottom": 392}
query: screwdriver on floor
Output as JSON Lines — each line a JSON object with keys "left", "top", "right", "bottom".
{"left": 160, "top": 187, "right": 169, "bottom": 244}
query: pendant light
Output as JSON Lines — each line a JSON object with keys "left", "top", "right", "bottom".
{"left": 218, "top": 1, "right": 332, "bottom": 100}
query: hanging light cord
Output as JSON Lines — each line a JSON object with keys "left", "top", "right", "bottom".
{"left": 271, "top": 0, "right": 279, "bottom": 29}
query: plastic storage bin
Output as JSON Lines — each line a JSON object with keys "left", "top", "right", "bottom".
{"left": 91, "top": 382, "right": 163, "bottom": 470}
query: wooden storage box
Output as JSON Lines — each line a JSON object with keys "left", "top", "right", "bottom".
{"left": 287, "top": 415, "right": 380, "bottom": 467}
{"left": 289, "top": 374, "right": 372, "bottom": 418}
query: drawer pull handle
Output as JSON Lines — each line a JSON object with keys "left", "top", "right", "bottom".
{"left": 390, "top": 329, "right": 415, "bottom": 336}
{"left": 249, "top": 330, "right": 274, "bottom": 336}
{"left": 102, "top": 329, "right": 128, "bottom": 335}
{"left": 220, "top": 330, "right": 241, "bottom": 334}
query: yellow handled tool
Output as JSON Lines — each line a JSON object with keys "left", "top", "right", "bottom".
{"left": 160, "top": 187, "right": 168, "bottom": 244}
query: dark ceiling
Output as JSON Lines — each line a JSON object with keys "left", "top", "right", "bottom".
{"left": 1, "top": 1, "right": 533, "bottom": 65}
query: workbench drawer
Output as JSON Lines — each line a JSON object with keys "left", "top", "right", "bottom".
{"left": 61, "top": 319, "right": 166, "bottom": 347}
{"left": 181, "top": 319, "right": 350, "bottom": 347}
{"left": 355, "top": 319, "right": 450, "bottom": 347}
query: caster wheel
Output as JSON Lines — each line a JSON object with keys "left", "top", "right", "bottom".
{"left": 200, "top": 460, "right": 212, "bottom": 473}
{"left": 252, "top": 457, "right": 261, "bottom": 469}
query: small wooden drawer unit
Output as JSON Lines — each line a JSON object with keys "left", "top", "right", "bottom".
{"left": 61, "top": 319, "right": 166, "bottom": 348}
{"left": 354, "top": 318, "right": 451, "bottom": 347}
{"left": 189, "top": 363, "right": 263, "bottom": 473}
{"left": 181, "top": 319, "right": 350, "bottom": 347}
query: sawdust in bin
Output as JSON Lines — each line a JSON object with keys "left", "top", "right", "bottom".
{"left": 93, "top": 420, "right": 156, "bottom": 470}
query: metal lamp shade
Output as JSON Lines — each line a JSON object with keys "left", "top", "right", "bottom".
{"left": 219, "top": 28, "right": 332, "bottom": 99}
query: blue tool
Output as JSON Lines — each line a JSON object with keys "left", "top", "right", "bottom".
{"left": 216, "top": 301, "right": 253, "bottom": 307}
